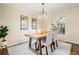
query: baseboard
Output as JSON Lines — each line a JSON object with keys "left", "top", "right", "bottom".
{"left": 58, "top": 40, "right": 79, "bottom": 45}
{"left": 7, "top": 41, "right": 29, "bottom": 48}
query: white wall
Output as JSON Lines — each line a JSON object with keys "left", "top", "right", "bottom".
{"left": 0, "top": 5, "right": 3, "bottom": 26}
{"left": 0, "top": 5, "right": 51, "bottom": 46}
{"left": 52, "top": 8, "right": 79, "bottom": 44}
{"left": 0, "top": 5, "right": 38, "bottom": 46}
{"left": 0, "top": 20, "right": 1, "bottom": 26}
{"left": 1, "top": 4, "right": 79, "bottom": 46}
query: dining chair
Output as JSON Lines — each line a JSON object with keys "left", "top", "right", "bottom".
{"left": 30, "top": 30, "right": 39, "bottom": 51}
{"left": 40, "top": 30, "right": 55, "bottom": 55}
{"left": 30, "top": 38, "right": 38, "bottom": 51}
{"left": 53, "top": 29, "right": 58, "bottom": 48}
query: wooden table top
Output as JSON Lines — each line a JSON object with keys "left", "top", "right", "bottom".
{"left": 25, "top": 32, "right": 47, "bottom": 39}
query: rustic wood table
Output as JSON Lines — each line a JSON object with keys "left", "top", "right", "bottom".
{"left": 25, "top": 32, "right": 47, "bottom": 55}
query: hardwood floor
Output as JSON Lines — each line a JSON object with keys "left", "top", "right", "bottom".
{"left": 70, "top": 44, "right": 79, "bottom": 55}
{"left": 0, "top": 42, "right": 79, "bottom": 55}
{"left": 0, "top": 49, "right": 1, "bottom": 55}
{"left": 0, "top": 48, "right": 9, "bottom": 55}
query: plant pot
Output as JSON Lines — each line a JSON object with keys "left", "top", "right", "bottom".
{"left": 1, "top": 40, "right": 7, "bottom": 48}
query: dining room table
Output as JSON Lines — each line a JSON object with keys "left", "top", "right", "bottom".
{"left": 25, "top": 32, "right": 47, "bottom": 55}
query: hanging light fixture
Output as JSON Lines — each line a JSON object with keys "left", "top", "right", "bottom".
{"left": 41, "top": 3, "right": 46, "bottom": 16}
{"left": 38, "top": 3, "right": 48, "bottom": 19}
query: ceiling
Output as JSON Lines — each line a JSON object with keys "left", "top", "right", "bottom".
{"left": 1, "top": 3, "right": 79, "bottom": 15}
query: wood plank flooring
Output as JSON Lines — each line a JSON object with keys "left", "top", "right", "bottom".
{"left": 0, "top": 42, "right": 79, "bottom": 55}
{"left": 70, "top": 44, "right": 79, "bottom": 55}
{"left": 0, "top": 48, "right": 9, "bottom": 55}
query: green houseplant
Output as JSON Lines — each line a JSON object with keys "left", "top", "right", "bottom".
{"left": 0, "top": 26, "right": 9, "bottom": 42}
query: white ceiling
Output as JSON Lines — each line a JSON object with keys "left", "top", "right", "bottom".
{"left": 1, "top": 3, "right": 79, "bottom": 15}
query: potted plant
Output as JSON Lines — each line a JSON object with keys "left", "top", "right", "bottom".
{"left": 0, "top": 26, "right": 9, "bottom": 47}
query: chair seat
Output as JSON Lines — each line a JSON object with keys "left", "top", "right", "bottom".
{"left": 41, "top": 41, "right": 50, "bottom": 46}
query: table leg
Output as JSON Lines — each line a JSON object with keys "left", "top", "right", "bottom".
{"left": 35, "top": 42, "right": 38, "bottom": 51}
{"left": 39, "top": 39, "right": 42, "bottom": 55}
{"left": 29, "top": 38, "right": 32, "bottom": 47}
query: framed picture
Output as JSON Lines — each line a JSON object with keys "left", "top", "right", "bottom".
{"left": 32, "top": 17, "right": 37, "bottom": 29}
{"left": 20, "top": 15, "right": 28, "bottom": 30}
